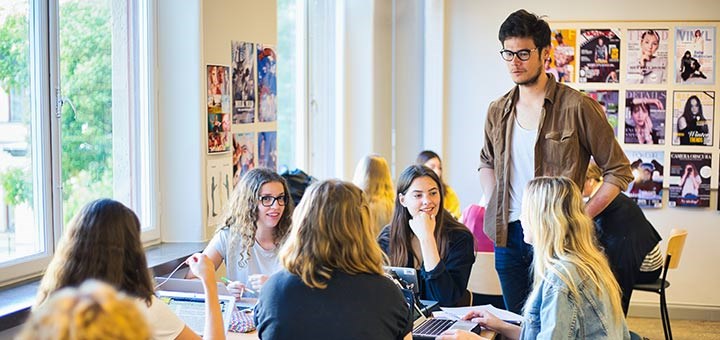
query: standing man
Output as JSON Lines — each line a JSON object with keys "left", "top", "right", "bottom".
{"left": 477, "top": 9, "right": 633, "bottom": 314}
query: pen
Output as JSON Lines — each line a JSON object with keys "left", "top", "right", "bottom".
{"left": 220, "top": 277, "right": 256, "bottom": 294}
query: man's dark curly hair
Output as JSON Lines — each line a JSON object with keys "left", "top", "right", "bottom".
{"left": 498, "top": 9, "right": 551, "bottom": 49}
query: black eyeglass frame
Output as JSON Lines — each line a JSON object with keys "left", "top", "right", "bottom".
{"left": 499, "top": 48, "right": 539, "bottom": 61}
{"left": 259, "top": 195, "right": 288, "bottom": 207}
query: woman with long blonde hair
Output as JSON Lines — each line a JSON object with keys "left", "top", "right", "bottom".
{"left": 255, "top": 180, "right": 412, "bottom": 339}
{"left": 352, "top": 154, "right": 395, "bottom": 235}
{"left": 438, "top": 177, "right": 629, "bottom": 340}
{"left": 189, "top": 167, "right": 293, "bottom": 298}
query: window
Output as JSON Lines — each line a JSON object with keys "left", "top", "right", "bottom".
{"left": 0, "top": 0, "right": 156, "bottom": 286}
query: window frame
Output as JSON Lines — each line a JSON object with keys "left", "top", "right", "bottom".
{"left": 0, "top": 0, "right": 159, "bottom": 287}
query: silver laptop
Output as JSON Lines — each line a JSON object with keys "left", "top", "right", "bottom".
{"left": 154, "top": 278, "right": 236, "bottom": 336}
{"left": 384, "top": 266, "right": 420, "bottom": 294}
{"left": 412, "top": 305, "right": 480, "bottom": 339}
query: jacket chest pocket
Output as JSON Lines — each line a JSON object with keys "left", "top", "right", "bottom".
{"left": 543, "top": 130, "right": 577, "bottom": 167}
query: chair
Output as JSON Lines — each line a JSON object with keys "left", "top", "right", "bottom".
{"left": 467, "top": 251, "right": 504, "bottom": 308}
{"left": 633, "top": 228, "right": 688, "bottom": 340}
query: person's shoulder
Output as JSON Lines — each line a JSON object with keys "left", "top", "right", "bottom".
{"left": 487, "top": 88, "right": 517, "bottom": 114}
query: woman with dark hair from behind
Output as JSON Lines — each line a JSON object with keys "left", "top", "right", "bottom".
{"left": 379, "top": 165, "right": 475, "bottom": 307}
{"left": 255, "top": 180, "right": 411, "bottom": 339}
{"left": 35, "top": 199, "right": 225, "bottom": 340}
{"left": 416, "top": 150, "right": 462, "bottom": 219}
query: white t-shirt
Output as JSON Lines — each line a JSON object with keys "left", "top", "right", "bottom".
{"left": 209, "top": 228, "right": 282, "bottom": 293}
{"left": 137, "top": 296, "right": 186, "bottom": 340}
{"left": 508, "top": 117, "right": 537, "bottom": 223}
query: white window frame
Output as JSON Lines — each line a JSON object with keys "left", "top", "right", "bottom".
{"left": 0, "top": 0, "right": 158, "bottom": 287}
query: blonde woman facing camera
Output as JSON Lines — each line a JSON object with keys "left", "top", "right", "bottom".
{"left": 352, "top": 154, "right": 395, "bottom": 235}
{"left": 255, "top": 180, "right": 411, "bottom": 339}
{"left": 438, "top": 177, "right": 629, "bottom": 340}
{"left": 19, "top": 280, "right": 151, "bottom": 340}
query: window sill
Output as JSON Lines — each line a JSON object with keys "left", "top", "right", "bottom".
{"left": 0, "top": 241, "right": 206, "bottom": 332}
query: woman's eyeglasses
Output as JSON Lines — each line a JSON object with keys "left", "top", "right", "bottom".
{"left": 259, "top": 195, "right": 288, "bottom": 207}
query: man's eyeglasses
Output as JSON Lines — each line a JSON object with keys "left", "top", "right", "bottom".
{"left": 259, "top": 195, "right": 288, "bottom": 207}
{"left": 499, "top": 48, "right": 538, "bottom": 61}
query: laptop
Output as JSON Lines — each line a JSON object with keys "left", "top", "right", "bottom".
{"left": 384, "top": 266, "right": 420, "bottom": 294}
{"left": 154, "top": 278, "right": 236, "bottom": 335}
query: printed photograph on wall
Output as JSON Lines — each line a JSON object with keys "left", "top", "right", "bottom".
{"left": 231, "top": 41, "right": 256, "bottom": 124}
{"left": 206, "top": 157, "right": 232, "bottom": 230}
{"left": 232, "top": 132, "right": 256, "bottom": 188}
{"left": 672, "top": 91, "right": 714, "bottom": 146}
{"left": 257, "top": 44, "right": 277, "bottom": 122}
{"left": 675, "top": 26, "right": 715, "bottom": 85}
{"left": 626, "top": 29, "right": 668, "bottom": 84}
{"left": 624, "top": 90, "right": 666, "bottom": 145}
{"left": 207, "top": 65, "right": 231, "bottom": 114}
{"left": 207, "top": 113, "right": 231, "bottom": 153}
{"left": 258, "top": 131, "right": 277, "bottom": 170}
{"left": 668, "top": 152, "right": 711, "bottom": 208}
{"left": 548, "top": 28, "right": 576, "bottom": 83}
{"left": 579, "top": 29, "right": 621, "bottom": 83}
{"left": 625, "top": 150, "right": 664, "bottom": 208}
{"left": 582, "top": 90, "right": 619, "bottom": 136}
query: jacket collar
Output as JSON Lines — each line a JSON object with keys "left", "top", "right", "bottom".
{"left": 500, "top": 72, "right": 557, "bottom": 119}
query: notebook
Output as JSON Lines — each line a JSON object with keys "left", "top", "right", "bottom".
{"left": 154, "top": 278, "right": 236, "bottom": 336}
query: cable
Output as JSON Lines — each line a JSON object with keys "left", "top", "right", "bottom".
{"left": 153, "top": 261, "right": 187, "bottom": 290}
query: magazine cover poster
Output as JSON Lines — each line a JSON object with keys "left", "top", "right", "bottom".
{"left": 232, "top": 132, "right": 256, "bottom": 187}
{"left": 258, "top": 131, "right": 277, "bottom": 170}
{"left": 257, "top": 44, "right": 277, "bottom": 123}
{"left": 626, "top": 29, "right": 668, "bottom": 84}
{"left": 672, "top": 91, "right": 714, "bottom": 146}
{"left": 582, "top": 90, "right": 619, "bottom": 136}
{"left": 675, "top": 26, "right": 715, "bottom": 84}
{"left": 548, "top": 29, "right": 576, "bottom": 82}
{"left": 625, "top": 150, "right": 664, "bottom": 208}
{"left": 208, "top": 113, "right": 230, "bottom": 153}
{"left": 207, "top": 65, "right": 231, "bottom": 114}
{"left": 206, "top": 157, "right": 232, "bottom": 231}
{"left": 579, "top": 29, "right": 621, "bottom": 83}
{"left": 668, "top": 152, "right": 711, "bottom": 207}
{"left": 231, "top": 41, "right": 256, "bottom": 124}
{"left": 624, "top": 90, "right": 666, "bottom": 145}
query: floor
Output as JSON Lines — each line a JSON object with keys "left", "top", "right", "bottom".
{"left": 627, "top": 317, "right": 720, "bottom": 340}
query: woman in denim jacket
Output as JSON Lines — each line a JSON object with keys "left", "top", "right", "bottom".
{"left": 438, "top": 177, "right": 630, "bottom": 340}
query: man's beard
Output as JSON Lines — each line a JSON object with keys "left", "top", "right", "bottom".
{"left": 515, "top": 66, "right": 543, "bottom": 86}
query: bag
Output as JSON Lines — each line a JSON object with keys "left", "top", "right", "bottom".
{"left": 280, "top": 168, "right": 317, "bottom": 206}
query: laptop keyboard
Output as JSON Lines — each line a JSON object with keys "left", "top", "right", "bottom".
{"left": 414, "top": 318, "right": 455, "bottom": 336}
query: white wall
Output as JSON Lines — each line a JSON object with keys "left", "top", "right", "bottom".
{"left": 157, "top": 0, "right": 276, "bottom": 241}
{"left": 445, "top": 0, "right": 720, "bottom": 317}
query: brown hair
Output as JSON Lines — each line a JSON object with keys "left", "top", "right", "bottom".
{"left": 387, "top": 165, "right": 471, "bottom": 267}
{"left": 36, "top": 199, "right": 154, "bottom": 307}
{"left": 280, "top": 180, "right": 385, "bottom": 289}
{"left": 222, "top": 167, "right": 294, "bottom": 267}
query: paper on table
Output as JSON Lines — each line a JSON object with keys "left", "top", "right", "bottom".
{"left": 440, "top": 304, "right": 524, "bottom": 324}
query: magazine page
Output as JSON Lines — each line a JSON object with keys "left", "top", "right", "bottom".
{"left": 582, "top": 90, "right": 619, "bottom": 136}
{"left": 232, "top": 41, "right": 256, "bottom": 124}
{"left": 624, "top": 90, "right": 666, "bottom": 145}
{"left": 675, "top": 26, "right": 715, "bottom": 85}
{"left": 257, "top": 44, "right": 278, "bottom": 123}
{"left": 672, "top": 91, "right": 715, "bottom": 146}
{"left": 626, "top": 29, "right": 668, "bottom": 84}
{"left": 579, "top": 29, "right": 621, "bottom": 83}
{"left": 668, "top": 152, "right": 711, "bottom": 207}
{"left": 549, "top": 29, "right": 576, "bottom": 83}
{"left": 625, "top": 150, "right": 664, "bottom": 208}
{"left": 232, "top": 132, "right": 256, "bottom": 188}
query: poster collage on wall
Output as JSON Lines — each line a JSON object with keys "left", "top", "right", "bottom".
{"left": 550, "top": 22, "right": 720, "bottom": 211}
{"left": 206, "top": 41, "right": 278, "bottom": 228}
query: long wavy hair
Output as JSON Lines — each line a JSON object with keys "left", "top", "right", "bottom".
{"left": 35, "top": 199, "right": 154, "bottom": 307}
{"left": 222, "top": 167, "right": 293, "bottom": 268}
{"left": 522, "top": 177, "right": 623, "bottom": 323}
{"left": 280, "top": 180, "right": 385, "bottom": 289}
{"left": 20, "top": 280, "right": 150, "bottom": 340}
{"left": 387, "top": 165, "right": 470, "bottom": 267}
{"left": 352, "top": 154, "right": 395, "bottom": 234}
